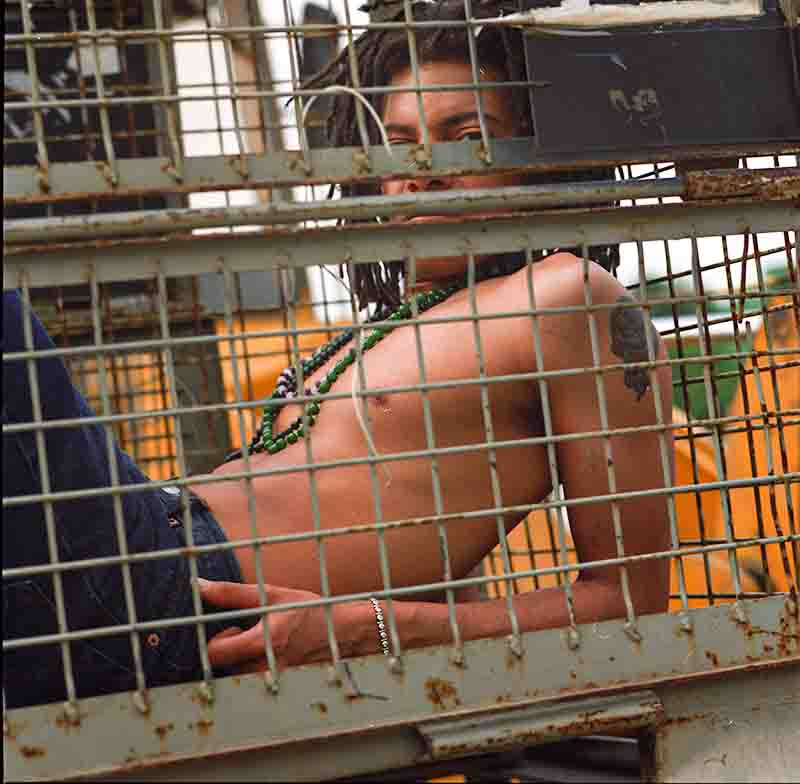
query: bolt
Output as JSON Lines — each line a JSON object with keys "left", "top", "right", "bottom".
{"left": 62, "top": 701, "right": 81, "bottom": 727}
{"left": 730, "top": 602, "right": 748, "bottom": 624}
{"left": 624, "top": 621, "right": 643, "bottom": 643}
{"left": 36, "top": 168, "right": 51, "bottom": 193}
{"left": 195, "top": 682, "right": 214, "bottom": 706}
{"left": 163, "top": 163, "right": 183, "bottom": 183}
{"left": 288, "top": 151, "right": 313, "bottom": 176}
{"left": 263, "top": 670, "right": 279, "bottom": 695}
{"left": 508, "top": 634, "right": 524, "bottom": 659}
{"left": 352, "top": 149, "right": 372, "bottom": 175}
{"left": 229, "top": 155, "right": 249, "bottom": 180}
{"left": 132, "top": 691, "right": 150, "bottom": 716}
{"left": 411, "top": 145, "right": 432, "bottom": 170}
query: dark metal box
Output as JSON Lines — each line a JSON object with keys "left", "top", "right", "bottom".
{"left": 521, "top": 0, "right": 800, "bottom": 152}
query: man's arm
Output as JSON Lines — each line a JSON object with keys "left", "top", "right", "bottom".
{"left": 519, "top": 253, "right": 673, "bottom": 618}
{"left": 198, "top": 579, "right": 635, "bottom": 671}
{"left": 199, "top": 563, "right": 659, "bottom": 670}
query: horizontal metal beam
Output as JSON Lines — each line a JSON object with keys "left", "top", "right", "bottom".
{"left": 3, "top": 179, "right": 683, "bottom": 244}
{"left": 6, "top": 169, "right": 796, "bottom": 245}
{"left": 4, "top": 595, "right": 797, "bottom": 782}
{"left": 4, "top": 140, "right": 798, "bottom": 203}
{"left": 4, "top": 199, "right": 797, "bottom": 290}
{"left": 4, "top": 167, "right": 800, "bottom": 245}
{"left": 418, "top": 691, "right": 664, "bottom": 760}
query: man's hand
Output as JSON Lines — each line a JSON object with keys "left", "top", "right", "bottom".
{"left": 198, "top": 579, "right": 335, "bottom": 673}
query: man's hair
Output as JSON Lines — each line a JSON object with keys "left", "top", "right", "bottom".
{"left": 305, "top": 0, "right": 617, "bottom": 309}
{"left": 314, "top": 1, "right": 532, "bottom": 151}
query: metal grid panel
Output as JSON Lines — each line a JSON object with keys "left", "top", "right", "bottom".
{"left": 3, "top": 0, "right": 799, "bottom": 780}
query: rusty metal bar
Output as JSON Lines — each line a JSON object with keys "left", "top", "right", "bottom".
{"left": 6, "top": 143, "right": 797, "bottom": 203}
{"left": 8, "top": 170, "right": 800, "bottom": 245}
{"left": 418, "top": 691, "right": 664, "bottom": 760}
{"left": 5, "top": 596, "right": 797, "bottom": 781}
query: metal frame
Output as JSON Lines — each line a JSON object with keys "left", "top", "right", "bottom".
{"left": 5, "top": 596, "right": 797, "bottom": 780}
{"left": 4, "top": 1, "right": 800, "bottom": 781}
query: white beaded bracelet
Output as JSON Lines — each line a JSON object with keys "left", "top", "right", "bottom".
{"left": 369, "top": 597, "right": 391, "bottom": 656}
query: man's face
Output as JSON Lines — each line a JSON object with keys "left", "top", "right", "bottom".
{"left": 381, "top": 59, "right": 525, "bottom": 285}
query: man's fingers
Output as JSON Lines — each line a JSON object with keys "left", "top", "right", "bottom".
{"left": 197, "top": 578, "right": 266, "bottom": 609}
{"left": 210, "top": 626, "right": 243, "bottom": 642}
{"left": 206, "top": 624, "right": 267, "bottom": 669}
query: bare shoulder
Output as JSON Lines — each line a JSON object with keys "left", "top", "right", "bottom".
{"left": 503, "top": 251, "right": 627, "bottom": 310}
{"left": 499, "top": 252, "right": 651, "bottom": 374}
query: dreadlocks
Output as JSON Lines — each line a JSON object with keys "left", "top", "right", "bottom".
{"left": 304, "top": 0, "right": 617, "bottom": 310}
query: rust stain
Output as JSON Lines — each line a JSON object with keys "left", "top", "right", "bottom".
{"left": 425, "top": 677, "right": 460, "bottom": 710}
{"left": 434, "top": 705, "right": 664, "bottom": 758}
{"left": 54, "top": 711, "right": 81, "bottom": 732}
{"left": 505, "top": 648, "right": 523, "bottom": 671}
{"left": 20, "top": 745, "right": 46, "bottom": 759}
{"left": 190, "top": 687, "right": 214, "bottom": 708}
{"left": 685, "top": 167, "right": 800, "bottom": 201}
{"left": 705, "top": 650, "right": 720, "bottom": 668}
{"left": 196, "top": 719, "right": 214, "bottom": 736}
{"left": 312, "top": 701, "right": 328, "bottom": 715}
{"left": 663, "top": 711, "right": 710, "bottom": 728}
{"left": 154, "top": 722, "right": 174, "bottom": 741}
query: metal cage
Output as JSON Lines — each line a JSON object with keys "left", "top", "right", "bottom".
{"left": 3, "top": 0, "right": 799, "bottom": 781}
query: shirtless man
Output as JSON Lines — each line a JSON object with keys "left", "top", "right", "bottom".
{"left": 2, "top": 2, "right": 671, "bottom": 706}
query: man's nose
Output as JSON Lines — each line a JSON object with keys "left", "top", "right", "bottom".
{"left": 405, "top": 176, "right": 451, "bottom": 194}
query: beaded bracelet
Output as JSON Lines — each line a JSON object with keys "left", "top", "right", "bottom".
{"left": 369, "top": 597, "right": 391, "bottom": 656}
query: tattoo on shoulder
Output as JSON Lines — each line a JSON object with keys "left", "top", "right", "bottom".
{"left": 610, "top": 295, "right": 659, "bottom": 401}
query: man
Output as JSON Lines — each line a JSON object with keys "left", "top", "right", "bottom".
{"left": 2, "top": 1, "right": 671, "bottom": 706}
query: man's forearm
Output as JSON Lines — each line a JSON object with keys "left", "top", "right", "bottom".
{"left": 341, "top": 580, "right": 629, "bottom": 657}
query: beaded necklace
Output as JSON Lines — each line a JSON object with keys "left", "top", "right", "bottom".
{"left": 225, "top": 283, "right": 459, "bottom": 461}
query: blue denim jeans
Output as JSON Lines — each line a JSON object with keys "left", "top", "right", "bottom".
{"left": 2, "top": 291, "right": 243, "bottom": 709}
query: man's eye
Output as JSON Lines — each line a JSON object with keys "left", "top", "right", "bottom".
{"left": 459, "top": 131, "right": 485, "bottom": 142}
{"left": 388, "top": 138, "right": 414, "bottom": 146}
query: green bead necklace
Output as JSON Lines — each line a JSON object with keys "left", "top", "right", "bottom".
{"left": 224, "top": 283, "right": 458, "bottom": 462}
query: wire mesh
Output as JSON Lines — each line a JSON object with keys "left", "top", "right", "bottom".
{"left": 3, "top": 0, "right": 799, "bottom": 779}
